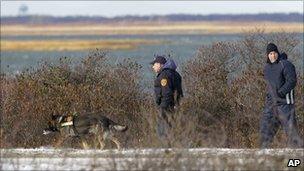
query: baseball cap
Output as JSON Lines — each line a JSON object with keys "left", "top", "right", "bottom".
{"left": 150, "top": 55, "right": 167, "bottom": 65}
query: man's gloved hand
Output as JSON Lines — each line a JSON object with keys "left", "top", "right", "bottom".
{"left": 156, "top": 98, "right": 161, "bottom": 105}
{"left": 277, "top": 90, "right": 285, "bottom": 98}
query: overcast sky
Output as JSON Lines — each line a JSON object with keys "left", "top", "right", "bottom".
{"left": 1, "top": 1, "right": 303, "bottom": 17}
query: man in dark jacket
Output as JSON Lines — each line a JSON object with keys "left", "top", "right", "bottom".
{"left": 260, "top": 43, "right": 303, "bottom": 148}
{"left": 162, "top": 59, "right": 183, "bottom": 107}
{"left": 150, "top": 56, "right": 183, "bottom": 145}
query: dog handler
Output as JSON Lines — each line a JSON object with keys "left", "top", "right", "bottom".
{"left": 260, "top": 43, "right": 303, "bottom": 148}
{"left": 150, "top": 55, "right": 183, "bottom": 146}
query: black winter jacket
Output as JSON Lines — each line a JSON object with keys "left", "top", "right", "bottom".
{"left": 264, "top": 53, "right": 297, "bottom": 105}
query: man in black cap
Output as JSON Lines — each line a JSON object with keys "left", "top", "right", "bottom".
{"left": 150, "top": 55, "right": 182, "bottom": 146}
{"left": 260, "top": 43, "right": 303, "bottom": 148}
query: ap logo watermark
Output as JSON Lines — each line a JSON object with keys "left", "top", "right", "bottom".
{"left": 287, "top": 159, "right": 301, "bottom": 167}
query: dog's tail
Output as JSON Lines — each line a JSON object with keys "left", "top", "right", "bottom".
{"left": 112, "top": 124, "right": 128, "bottom": 132}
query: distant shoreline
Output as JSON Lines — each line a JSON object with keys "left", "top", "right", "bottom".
{"left": 1, "top": 21, "right": 303, "bottom": 36}
{"left": 2, "top": 13, "right": 303, "bottom": 24}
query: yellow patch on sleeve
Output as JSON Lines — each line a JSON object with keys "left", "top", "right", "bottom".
{"left": 161, "top": 79, "right": 167, "bottom": 86}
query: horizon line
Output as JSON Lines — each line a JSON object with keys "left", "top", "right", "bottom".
{"left": 2, "top": 12, "right": 303, "bottom": 18}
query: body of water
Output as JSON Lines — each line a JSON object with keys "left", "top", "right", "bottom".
{"left": 1, "top": 33, "right": 303, "bottom": 87}
{"left": 1, "top": 34, "right": 242, "bottom": 75}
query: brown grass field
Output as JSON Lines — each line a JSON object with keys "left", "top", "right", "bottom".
{"left": 1, "top": 21, "right": 302, "bottom": 51}
{"left": 1, "top": 39, "right": 167, "bottom": 51}
{"left": 1, "top": 21, "right": 303, "bottom": 36}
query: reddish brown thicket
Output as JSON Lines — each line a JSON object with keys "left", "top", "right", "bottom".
{"left": 1, "top": 50, "right": 148, "bottom": 148}
{"left": 1, "top": 31, "right": 303, "bottom": 148}
{"left": 182, "top": 30, "right": 303, "bottom": 148}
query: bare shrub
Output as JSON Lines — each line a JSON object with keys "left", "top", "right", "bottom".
{"left": 182, "top": 30, "right": 303, "bottom": 148}
{"left": 1, "top": 50, "right": 147, "bottom": 148}
{"left": 1, "top": 30, "right": 302, "bottom": 148}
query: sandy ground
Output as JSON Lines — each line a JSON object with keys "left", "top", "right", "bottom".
{"left": 1, "top": 148, "right": 303, "bottom": 170}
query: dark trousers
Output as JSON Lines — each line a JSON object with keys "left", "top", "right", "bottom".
{"left": 156, "top": 107, "right": 174, "bottom": 147}
{"left": 260, "top": 104, "right": 303, "bottom": 148}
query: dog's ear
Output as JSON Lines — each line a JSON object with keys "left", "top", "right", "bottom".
{"left": 58, "top": 115, "right": 63, "bottom": 123}
{"left": 57, "top": 112, "right": 68, "bottom": 122}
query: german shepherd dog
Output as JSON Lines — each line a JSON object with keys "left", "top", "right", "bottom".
{"left": 43, "top": 112, "right": 128, "bottom": 149}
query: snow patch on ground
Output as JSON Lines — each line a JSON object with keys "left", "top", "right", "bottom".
{"left": 1, "top": 148, "right": 303, "bottom": 170}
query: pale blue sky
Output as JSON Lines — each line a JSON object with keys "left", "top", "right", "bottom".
{"left": 1, "top": 1, "right": 303, "bottom": 17}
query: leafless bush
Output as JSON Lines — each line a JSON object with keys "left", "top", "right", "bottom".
{"left": 1, "top": 30, "right": 302, "bottom": 148}
{"left": 182, "top": 29, "right": 303, "bottom": 148}
{"left": 1, "top": 50, "right": 148, "bottom": 148}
